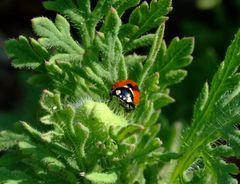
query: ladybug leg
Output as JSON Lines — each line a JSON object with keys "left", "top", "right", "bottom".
{"left": 124, "top": 103, "right": 135, "bottom": 112}
{"left": 130, "top": 103, "right": 135, "bottom": 110}
{"left": 125, "top": 105, "right": 131, "bottom": 112}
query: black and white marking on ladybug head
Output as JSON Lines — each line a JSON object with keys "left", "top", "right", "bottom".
{"left": 115, "top": 89, "right": 121, "bottom": 95}
{"left": 110, "top": 87, "right": 135, "bottom": 109}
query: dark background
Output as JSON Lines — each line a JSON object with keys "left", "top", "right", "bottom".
{"left": 0, "top": 0, "right": 240, "bottom": 180}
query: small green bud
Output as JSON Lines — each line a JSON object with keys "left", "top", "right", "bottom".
{"left": 75, "top": 100, "right": 128, "bottom": 142}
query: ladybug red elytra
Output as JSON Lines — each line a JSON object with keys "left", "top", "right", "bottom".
{"left": 110, "top": 80, "right": 140, "bottom": 110}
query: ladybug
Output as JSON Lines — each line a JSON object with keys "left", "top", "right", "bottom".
{"left": 110, "top": 80, "right": 140, "bottom": 110}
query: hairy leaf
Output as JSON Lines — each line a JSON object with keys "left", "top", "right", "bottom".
{"left": 158, "top": 37, "right": 194, "bottom": 88}
{"left": 32, "top": 15, "right": 84, "bottom": 55}
{"left": 128, "top": 0, "right": 171, "bottom": 39}
{"left": 5, "top": 36, "right": 48, "bottom": 69}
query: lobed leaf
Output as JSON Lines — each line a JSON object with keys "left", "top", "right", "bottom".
{"left": 91, "top": 0, "right": 115, "bottom": 26}
{"left": 5, "top": 36, "right": 48, "bottom": 69}
{"left": 128, "top": 0, "right": 171, "bottom": 39}
{"left": 158, "top": 37, "right": 194, "bottom": 88}
{"left": 114, "top": 0, "right": 140, "bottom": 16}
{"left": 32, "top": 15, "right": 84, "bottom": 55}
{"left": 40, "top": 90, "right": 62, "bottom": 114}
{"left": 203, "top": 152, "right": 238, "bottom": 184}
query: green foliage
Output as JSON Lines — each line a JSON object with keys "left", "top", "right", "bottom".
{"left": 0, "top": 167, "right": 38, "bottom": 184}
{"left": 2, "top": 0, "right": 240, "bottom": 183}
{"left": 157, "top": 37, "right": 194, "bottom": 88}
{"left": 85, "top": 172, "right": 118, "bottom": 183}
{"left": 169, "top": 30, "right": 240, "bottom": 183}
{"left": 0, "top": 131, "right": 27, "bottom": 151}
{"left": 5, "top": 36, "right": 49, "bottom": 69}
{"left": 32, "top": 15, "right": 84, "bottom": 55}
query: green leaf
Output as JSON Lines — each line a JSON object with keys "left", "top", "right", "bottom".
{"left": 21, "top": 121, "right": 43, "bottom": 141}
{"left": 210, "top": 30, "right": 240, "bottom": 97}
{"left": 85, "top": 172, "right": 118, "bottom": 183}
{"left": 32, "top": 14, "right": 84, "bottom": 55}
{"left": 222, "top": 128, "right": 240, "bottom": 157}
{"left": 138, "top": 23, "right": 165, "bottom": 88}
{"left": 152, "top": 93, "right": 175, "bottom": 109}
{"left": 125, "top": 54, "right": 145, "bottom": 81}
{"left": 124, "top": 34, "right": 155, "bottom": 53}
{"left": 43, "top": 0, "right": 78, "bottom": 15}
{"left": 208, "top": 144, "right": 234, "bottom": 157}
{"left": 142, "top": 124, "right": 161, "bottom": 149}
{"left": 5, "top": 36, "right": 48, "bottom": 69}
{"left": 191, "top": 30, "right": 240, "bottom": 131}
{"left": 40, "top": 90, "right": 62, "bottom": 114}
{"left": 101, "top": 7, "right": 122, "bottom": 81}
{"left": 75, "top": 7, "right": 125, "bottom": 90}
{"left": 158, "top": 37, "right": 194, "bottom": 88}
{"left": 49, "top": 53, "right": 83, "bottom": 64}
{"left": 43, "top": 0, "right": 91, "bottom": 46}
{"left": 91, "top": 0, "right": 115, "bottom": 26}
{"left": 203, "top": 152, "right": 238, "bottom": 184}
{"left": 0, "top": 131, "right": 26, "bottom": 151}
{"left": 169, "top": 30, "right": 240, "bottom": 184}
{"left": 0, "top": 167, "right": 38, "bottom": 184}
{"left": 51, "top": 105, "right": 75, "bottom": 135}
{"left": 156, "top": 152, "right": 182, "bottom": 162}
{"left": 134, "top": 100, "right": 153, "bottom": 124}
{"left": 44, "top": 0, "right": 116, "bottom": 47}
{"left": 187, "top": 169, "right": 208, "bottom": 184}
{"left": 116, "top": 124, "right": 144, "bottom": 143}
{"left": 41, "top": 156, "right": 65, "bottom": 172}
{"left": 81, "top": 66, "right": 109, "bottom": 93}
{"left": 163, "top": 69, "right": 187, "bottom": 87}
{"left": 144, "top": 72, "right": 160, "bottom": 92}
{"left": 128, "top": 0, "right": 171, "bottom": 38}
{"left": 118, "top": 24, "right": 139, "bottom": 40}
{"left": 114, "top": 0, "right": 140, "bottom": 16}
{"left": 193, "top": 82, "right": 209, "bottom": 119}
{"left": 74, "top": 122, "right": 89, "bottom": 158}
{"left": 118, "top": 54, "right": 128, "bottom": 80}
{"left": 17, "top": 141, "right": 77, "bottom": 183}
